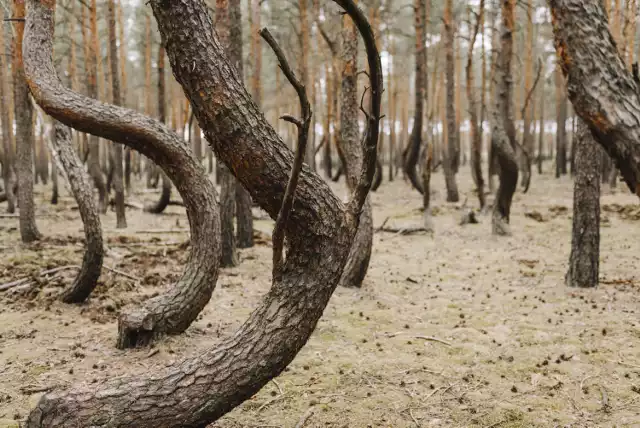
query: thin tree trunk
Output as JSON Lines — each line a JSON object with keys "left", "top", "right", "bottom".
{"left": 537, "top": 78, "right": 545, "bottom": 174}
{"left": 491, "top": 0, "right": 518, "bottom": 236}
{"left": 50, "top": 122, "right": 104, "bottom": 302}
{"left": 566, "top": 119, "right": 601, "bottom": 288}
{"left": 387, "top": 14, "right": 396, "bottom": 182}
{"left": 339, "top": 6, "right": 372, "bottom": 288}
{"left": 0, "top": 21, "right": 15, "bottom": 213}
{"left": 235, "top": 0, "right": 254, "bottom": 248}
{"left": 443, "top": 0, "right": 460, "bottom": 202}
{"left": 108, "top": 0, "right": 126, "bottom": 228}
{"left": 555, "top": 64, "right": 568, "bottom": 177}
{"left": 13, "top": 0, "right": 41, "bottom": 242}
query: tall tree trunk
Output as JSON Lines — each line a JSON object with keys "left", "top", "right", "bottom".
{"left": 82, "top": 0, "right": 107, "bottom": 213}
{"left": 537, "top": 78, "right": 545, "bottom": 174}
{"left": 467, "top": 0, "right": 486, "bottom": 209}
{"left": 339, "top": 5, "right": 372, "bottom": 288}
{"left": 0, "top": 22, "right": 16, "bottom": 213}
{"left": 235, "top": 0, "right": 254, "bottom": 248}
{"left": 300, "top": 0, "right": 314, "bottom": 170}
{"left": 24, "top": 0, "right": 381, "bottom": 424}
{"left": 387, "top": 11, "right": 396, "bottom": 182}
{"left": 521, "top": 0, "right": 535, "bottom": 188}
{"left": 116, "top": 0, "right": 131, "bottom": 194}
{"left": 50, "top": 122, "right": 104, "bottom": 302}
{"left": 217, "top": 0, "right": 238, "bottom": 267}
{"left": 443, "top": 0, "right": 460, "bottom": 202}
{"left": 50, "top": 142, "right": 58, "bottom": 204}
{"left": 491, "top": 0, "right": 518, "bottom": 236}
{"left": 107, "top": 0, "right": 126, "bottom": 228}
{"left": 13, "top": 0, "right": 41, "bottom": 242}
{"left": 566, "top": 120, "right": 601, "bottom": 288}
{"left": 555, "top": 64, "right": 568, "bottom": 177}
{"left": 323, "top": 61, "right": 333, "bottom": 178}
{"left": 402, "top": 0, "right": 426, "bottom": 194}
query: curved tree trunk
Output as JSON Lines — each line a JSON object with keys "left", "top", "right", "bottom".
{"left": 443, "top": 0, "right": 460, "bottom": 202}
{"left": 549, "top": 0, "right": 640, "bottom": 196}
{"left": 108, "top": 0, "right": 126, "bottom": 228}
{"left": 566, "top": 119, "right": 601, "bottom": 288}
{"left": 402, "top": 0, "right": 426, "bottom": 194}
{"left": 491, "top": 0, "right": 518, "bottom": 235}
{"left": 338, "top": 7, "right": 372, "bottom": 289}
{"left": 24, "top": 1, "right": 221, "bottom": 349}
{"left": 217, "top": 0, "right": 238, "bottom": 267}
{"left": 0, "top": 15, "right": 16, "bottom": 214}
{"left": 50, "top": 123, "right": 104, "bottom": 303}
{"left": 13, "top": 0, "right": 41, "bottom": 243}
{"left": 24, "top": 0, "right": 381, "bottom": 426}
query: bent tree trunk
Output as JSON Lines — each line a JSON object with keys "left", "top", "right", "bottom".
{"left": 549, "top": 0, "right": 640, "bottom": 196}
{"left": 14, "top": 0, "right": 41, "bottom": 243}
{"left": 491, "top": 0, "right": 518, "bottom": 235}
{"left": 566, "top": 119, "right": 601, "bottom": 288}
{"left": 24, "top": 0, "right": 221, "bottom": 350}
{"left": 403, "top": 0, "right": 426, "bottom": 194}
{"left": 49, "top": 123, "right": 104, "bottom": 303}
{"left": 339, "top": 7, "right": 372, "bottom": 289}
{"left": 24, "top": 0, "right": 382, "bottom": 426}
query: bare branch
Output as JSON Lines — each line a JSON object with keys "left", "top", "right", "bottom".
{"left": 260, "top": 27, "right": 312, "bottom": 280}
{"left": 520, "top": 57, "right": 543, "bottom": 121}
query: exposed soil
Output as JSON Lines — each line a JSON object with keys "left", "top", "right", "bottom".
{"left": 1, "top": 168, "right": 640, "bottom": 427}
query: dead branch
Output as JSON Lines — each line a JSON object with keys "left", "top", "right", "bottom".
{"left": 520, "top": 57, "right": 543, "bottom": 121}
{"left": 260, "top": 27, "right": 312, "bottom": 280}
{"left": 415, "top": 335, "right": 452, "bottom": 346}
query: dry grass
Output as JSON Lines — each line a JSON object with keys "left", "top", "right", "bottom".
{"left": 1, "top": 169, "right": 640, "bottom": 427}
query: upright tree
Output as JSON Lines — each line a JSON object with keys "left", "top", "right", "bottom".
{"left": 443, "top": 0, "right": 460, "bottom": 202}
{"left": 13, "top": 0, "right": 41, "bottom": 242}
{"left": 0, "top": 20, "right": 15, "bottom": 213}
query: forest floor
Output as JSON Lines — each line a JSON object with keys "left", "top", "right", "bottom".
{"left": 1, "top": 167, "right": 640, "bottom": 428}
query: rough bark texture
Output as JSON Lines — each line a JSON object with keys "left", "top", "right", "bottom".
{"left": 339, "top": 7, "right": 372, "bottom": 289}
{"left": 0, "top": 19, "right": 16, "bottom": 213}
{"left": 144, "top": 45, "right": 172, "bottom": 215}
{"left": 235, "top": 0, "right": 254, "bottom": 249}
{"left": 467, "top": 0, "right": 486, "bottom": 209}
{"left": 566, "top": 119, "right": 601, "bottom": 288}
{"left": 108, "top": 0, "right": 126, "bottom": 228}
{"left": 50, "top": 122, "right": 104, "bottom": 303}
{"left": 402, "top": 0, "right": 426, "bottom": 194}
{"left": 23, "top": 0, "right": 221, "bottom": 349}
{"left": 443, "top": 0, "right": 460, "bottom": 202}
{"left": 217, "top": 0, "right": 238, "bottom": 267}
{"left": 25, "top": 0, "right": 381, "bottom": 426}
{"left": 13, "top": 0, "right": 41, "bottom": 243}
{"left": 491, "top": 0, "right": 519, "bottom": 236}
{"left": 549, "top": 0, "right": 640, "bottom": 196}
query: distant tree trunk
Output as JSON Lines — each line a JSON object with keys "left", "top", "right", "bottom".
{"left": 82, "top": 0, "right": 107, "bottom": 213}
{"left": 566, "top": 120, "right": 601, "bottom": 288}
{"left": 50, "top": 122, "right": 104, "bottom": 302}
{"left": 116, "top": 0, "right": 131, "bottom": 194}
{"left": 0, "top": 15, "right": 16, "bottom": 213}
{"left": 537, "top": 77, "right": 545, "bottom": 174}
{"left": 217, "top": 0, "right": 238, "bottom": 267}
{"left": 387, "top": 16, "right": 396, "bottom": 182}
{"left": 50, "top": 150, "right": 58, "bottom": 204}
{"left": 36, "top": 127, "right": 49, "bottom": 185}
{"left": 108, "top": 0, "right": 126, "bottom": 228}
{"left": 339, "top": 8, "right": 372, "bottom": 288}
{"left": 521, "top": 0, "right": 535, "bottom": 188}
{"left": 403, "top": 0, "right": 426, "bottom": 194}
{"left": 555, "top": 64, "right": 568, "bottom": 177}
{"left": 13, "top": 0, "right": 41, "bottom": 243}
{"left": 323, "top": 62, "right": 333, "bottom": 178}
{"left": 300, "top": 0, "right": 314, "bottom": 170}
{"left": 193, "top": 121, "right": 203, "bottom": 163}
{"left": 235, "top": 0, "right": 254, "bottom": 248}
{"left": 443, "top": 0, "right": 460, "bottom": 202}
{"left": 491, "top": 0, "right": 518, "bottom": 236}
{"left": 467, "top": 0, "right": 485, "bottom": 209}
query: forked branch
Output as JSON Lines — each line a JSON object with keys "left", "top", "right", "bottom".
{"left": 260, "top": 27, "right": 312, "bottom": 280}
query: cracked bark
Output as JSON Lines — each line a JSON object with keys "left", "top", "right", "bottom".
{"left": 566, "top": 119, "right": 601, "bottom": 288}
{"left": 25, "top": 0, "right": 381, "bottom": 425}
{"left": 23, "top": 0, "right": 220, "bottom": 349}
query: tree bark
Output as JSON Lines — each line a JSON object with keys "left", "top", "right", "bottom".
{"left": 566, "top": 119, "right": 601, "bottom": 288}
{"left": 217, "top": 0, "right": 238, "bottom": 267}
{"left": 0, "top": 17, "right": 16, "bottom": 213}
{"left": 467, "top": 0, "right": 486, "bottom": 209}
{"left": 537, "top": 76, "right": 545, "bottom": 174}
{"left": 555, "top": 64, "right": 568, "bottom": 177}
{"left": 24, "top": 0, "right": 222, "bottom": 349}
{"left": 491, "top": 0, "right": 518, "bottom": 236}
{"left": 50, "top": 122, "right": 104, "bottom": 303}
{"left": 24, "top": 0, "right": 382, "bottom": 425}
{"left": 13, "top": 0, "right": 41, "bottom": 243}
{"left": 403, "top": 0, "right": 426, "bottom": 194}
{"left": 443, "top": 0, "right": 460, "bottom": 202}
{"left": 339, "top": 7, "right": 372, "bottom": 288}
{"left": 108, "top": 0, "right": 126, "bottom": 228}
{"left": 549, "top": 0, "right": 640, "bottom": 196}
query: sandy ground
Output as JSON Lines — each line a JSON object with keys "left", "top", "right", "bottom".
{"left": 1, "top": 167, "right": 640, "bottom": 428}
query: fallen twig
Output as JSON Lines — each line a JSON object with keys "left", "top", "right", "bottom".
{"left": 415, "top": 335, "right": 452, "bottom": 346}
{"left": 408, "top": 408, "right": 421, "bottom": 427}
{"left": 257, "top": 393, "right": 288, "bottom": 412}
{"left": 294, "top": 406, "right": 315, "bottom": 428}
{"left": 20, "top": 384, "right": 58, "bottom": 395}
{"left": 135, "top": 229, "right": 189, "bottom": 234}
{"left": 103, "top": 265, "right": 140, "bottom": 282}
